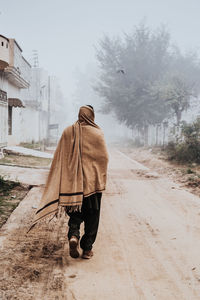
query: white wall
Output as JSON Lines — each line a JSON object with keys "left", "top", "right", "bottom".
{"left": 0, "top": 101, "right": 8, "bottom": 146}
{"left": 0, "top": 73, "right": 8, "bottom": 146}
{"left": 8, "top": 106, "right": 41, "bottom": 145}
{"left": 12, "top": 41, "right": 31, "bottom": 84}
{"left": 0, "top": 36, "right": 9, "bottom": 66}
{"left": 21, "top": 107, "right": 39, "bottom": 142}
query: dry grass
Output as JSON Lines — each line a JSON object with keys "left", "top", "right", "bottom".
{"left": 0, "top": 154, "right": 52, "bottom": 168}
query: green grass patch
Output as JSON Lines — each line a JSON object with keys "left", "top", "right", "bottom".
{"left": 0, "top": 175, "right": 20, "bottom": 194}
{"left": 0, "top": 176, "right": 28, "bottom": 227}
{"left": 186, "top": 168, "right": 195, "bottom": 174}
{"left": 19, "top": 142, "right": 40, "bottom": 150}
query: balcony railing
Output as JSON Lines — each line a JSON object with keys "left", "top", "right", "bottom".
{"left": 0, "top": 89, "right": 7, "bottom": 103}
{"left": 4, "top": 66, "right": 30, "bottom": 89}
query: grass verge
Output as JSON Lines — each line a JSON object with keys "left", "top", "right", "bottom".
{"left": 0, "top": 176, "right": 29, "bottom": 227}
{"left": 0, "top": 154, "right": 52, "bottom": 168}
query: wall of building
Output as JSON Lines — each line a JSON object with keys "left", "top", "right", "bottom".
{"left": 9, "top": 40, "right": 31, "bottom": 83}
{"left": 0, "top": 35, "right": 33, "bottom": 147}
{"left": 0, "top": 71, "right": 8, "bottom": 91}
{"left": 0, "top": 100, "right": 8, "bottom": 147}
{"left": 0, "top": 60, "right": 31, "bottom": 146}
{"left": 26, "top": 68, "right": 48, "bottom": 110}
{"left": 20, "top": 68, "right": 49, "bottom": 143}
{"left": 6, "top": 79, "right": 22, "bottom": 146}
{"left": 8, "top": 107, "right": 23, "bottom": 145}
{"left": 0, "top": 35, "right": 9, "bottom": 67}
{"left": 0, "top": 72, "right": 8, "bottom": 147}
{"left": 20, "top": 106, "right": 40, "bottom": 143}
{"left": 7, "top": 107, "right": 39, "bottom": 145}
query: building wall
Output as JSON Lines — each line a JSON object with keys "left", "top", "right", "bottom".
{"left": 0, "top": 100, "right": 8, "bottom": 147}
{"left": 12, "top": 40, "right": 21, "bottom": 68}
{"left": 0, "top": 73, "right": 8, "bottom": 146}
{"left": 0, "top": 35, "right": 32, "bottom": 147}
{"left": 7, "top": 107, "right": 39, "bottom": 145}
{"left": 0, "top": 35, "right": 9, "bottom": 67}
{"left": 0, "top": 71, "right": 8, "bottom": 91}
{"left": 26, "top": 68, "right": 48, "bottom": 109}
{"left": 0, "top": 66, "right": 31, "bottom": 146}
{"left": 6, "top": 79, "right": 22, "bottom": 146}
{"left": 20, "top": 68, "right": 49, "bottom": 143}
{"left": 40, "top": 110, "right": 48, "bottom": 141}
{"left": 19, "top": 107, "right": 40, "bottom": 143}
{"left": 9, "top": 40, "right": 31, "bottom": 83}
{"left": 8, "top": 107, "right": 23, "bottom": 145}
{"left": 8, "top": 81, "right": 20, "bottom": 98}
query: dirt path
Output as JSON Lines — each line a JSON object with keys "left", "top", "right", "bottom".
{"left": 1, "top": 149, "right": 200, "bottom": 299}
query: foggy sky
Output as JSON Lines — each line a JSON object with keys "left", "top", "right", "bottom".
{"left": 0, "top": 0, "right": 200, "bottom": 98}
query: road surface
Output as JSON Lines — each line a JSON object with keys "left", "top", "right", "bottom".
{"left": 1, "top": 149, "right": 200, "bottom": 299}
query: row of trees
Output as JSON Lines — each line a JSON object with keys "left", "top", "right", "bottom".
{"left": 95, "top": 24, "right": 200, "bottom": 132}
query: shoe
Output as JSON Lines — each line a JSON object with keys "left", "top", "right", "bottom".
{"left": 82, "top": 250, "right": 94, "bottom": 259}
{"left": 69, "top": 236, "right": 79, "bottom": 258}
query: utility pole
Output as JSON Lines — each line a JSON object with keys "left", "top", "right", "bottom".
{"left": 39, "top": 84, "right": 46, "bottom": 150}
{"left": 32, "top": 50, "right": 39, "bottom": 68}
{"left": 47, "top": 75, "right": 50, "bottom": 146}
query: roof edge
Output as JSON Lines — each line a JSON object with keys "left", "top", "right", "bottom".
{"left": 0, "top": 34, "right": 9, "bottom": 42}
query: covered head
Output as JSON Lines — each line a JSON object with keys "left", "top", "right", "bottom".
{"left": 78, "top": 105, "right": 96, "bottom": 126}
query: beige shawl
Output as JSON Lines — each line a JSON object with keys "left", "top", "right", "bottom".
{"left": 29, "top": 106, "right": 109, "bottom": 230}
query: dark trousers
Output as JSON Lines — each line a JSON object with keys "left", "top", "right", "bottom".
{"left": 67, "top": 193, "right": 102, "bottom": 251}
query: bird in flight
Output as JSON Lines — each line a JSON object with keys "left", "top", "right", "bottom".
{"left": 116, "top": 69, "right": 125, "bottom": 74}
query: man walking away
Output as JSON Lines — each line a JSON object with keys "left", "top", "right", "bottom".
{"left": 29, "top": 105, "right": 109, "bottom": 260}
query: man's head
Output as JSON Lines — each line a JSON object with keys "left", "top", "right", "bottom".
{"left": 78, "top": 105, "right": 95, "bottom": 124}
{"left": 86, "top": 105, "right": 94, "bottom": 111}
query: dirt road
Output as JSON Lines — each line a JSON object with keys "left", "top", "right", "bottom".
{"left": 1, "top": 149, "right": 200, "bottom": 299}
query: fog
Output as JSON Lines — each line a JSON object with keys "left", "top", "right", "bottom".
{"left": 1, "top": 0, "right": 200, "bottom": 145}
{"left": 2, "top": 3, "right": 200, "bottom": 297}
{"left": 1, "top": 0, "right": 200, "bottom": 96}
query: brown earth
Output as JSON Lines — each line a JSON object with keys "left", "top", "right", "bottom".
{"left": 1, "top": 148, "right": 200, "bottom": 299}
{"left": 121, "top": 146, "right": 200, "bottom": 197}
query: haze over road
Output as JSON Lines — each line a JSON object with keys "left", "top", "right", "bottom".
{"left": 1, "top": 149, "right": 200, "bottom": 299}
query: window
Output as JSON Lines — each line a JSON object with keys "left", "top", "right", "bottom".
{"left": 6, "top": 43, "right": 8, "bottom": 48}
{"left": 1, "top": 41, "right": 4, "bottom": 46}
{"left": 8, "top": 106, "right": 12, "bottom": 135}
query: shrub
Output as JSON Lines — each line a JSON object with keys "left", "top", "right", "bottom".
{"left": 166, "top": 118, "right": 200, "bottom": 163}
{"left": 0, "top": 176, "right": 20, "bottom": 195}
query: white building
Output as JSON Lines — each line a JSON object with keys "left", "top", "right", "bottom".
{"left": 0, "top": 34, "right": 31, "bottom": 146}
{"left": 0, "top": 34, "right": 66, "bottom": 148}
{"left": 20, "top": 67, "right": 49, "bottom": 144}
{"left": 21, "top": 69, "right": 66, "bottom": 146}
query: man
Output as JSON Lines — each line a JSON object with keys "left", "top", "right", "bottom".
{"left": 30, "top": 105, "right": 109, "bottom": 260}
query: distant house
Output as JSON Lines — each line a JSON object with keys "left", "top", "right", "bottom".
{"left": 21, "top": 70, "right": 65, "bottom": 146}
{"left": 0, "top": 34, "right": 31, "bottom": 146}
{"left": 0, "top": 34, "right": 65, "bottom": 148}
{"left": 20, "top": 67, "right": 49, "bottom": 145}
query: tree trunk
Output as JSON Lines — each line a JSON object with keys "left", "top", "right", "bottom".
{"left": 156, "top": 124, "right": 159, "bottom": 146}
{"left": 144, "top": 125, "right": 149, "bottom": 147}
{"left": 176, "top": 109, "right": 182, "bottom": 127}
